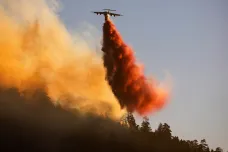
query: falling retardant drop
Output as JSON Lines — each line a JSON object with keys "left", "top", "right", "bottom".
{"left": 102, "top": 18, "right": 170, "bottom": 115}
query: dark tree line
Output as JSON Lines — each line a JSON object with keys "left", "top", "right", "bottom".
{"left": 0, "top": 88, "right": 225, "bottom": 152}
{"left": 120, "top": 112, "right": 224, "bottom": 152}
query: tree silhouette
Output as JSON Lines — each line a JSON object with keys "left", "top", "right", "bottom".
{"left": 155, "top": 123, "right": 172, "bottom": 139}
{"left": 215, "top": 147, "right": 223, "bottom": 152}
{"left": 126, "top": 112, "right": 139, "bottom": 131}
{"left": 140, "top": 116, "right": 152, "bottom": 132}
{"left": 0, "top": 88, "right": 224, "bottom": 152}
{"left": 119, "top": 112, "right": 129, "bottom": 128}
{"left": 199, "top": 139, "right": 209, "bottom": 152}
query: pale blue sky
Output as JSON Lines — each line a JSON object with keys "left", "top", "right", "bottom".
{"left": 58, "top": 0, "right": 228, "bottom": 150}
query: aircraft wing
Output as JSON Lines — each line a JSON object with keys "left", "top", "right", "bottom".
{"left": 109, "top": 12, "right": 123, "bottom": 17}
{"left": 92, "top": 11, "right": 105, "bottom": 15}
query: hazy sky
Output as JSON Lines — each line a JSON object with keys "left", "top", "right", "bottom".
{"left": 58, "top": 0, "right": 228, "bottom": 150}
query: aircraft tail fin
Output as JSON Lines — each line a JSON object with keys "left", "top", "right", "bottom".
{"left": 103, "top": 9, "right": 116, "bottom": 11}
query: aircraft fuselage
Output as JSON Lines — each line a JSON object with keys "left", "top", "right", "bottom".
{"left": 92, "top": 9, "right": 122, "bottom": 21}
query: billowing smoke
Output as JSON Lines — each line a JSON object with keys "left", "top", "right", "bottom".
{"left": 0, "top": 0, "right": 125, "bottom": 119}
{"left": 0, "top": 1, "right": 173, "bottom": 151}
{"left": 102, "top": 18, "right": 170, "bottom": 115}
{"left": 0, "top": 88, "right": 143, "bottom": 152}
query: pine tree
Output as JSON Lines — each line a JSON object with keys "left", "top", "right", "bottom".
{"left": 119, "top": 113, "right": 129, "bottom": 128}
{"left": 215, "top": 147, "right": 223, "bottom": 152}
{"left": 199, "top": 139, "right": 209, "bottom": 152}
{"left": 155, "top": 123, "right": 172, "bottom": 139}
{"left": 140, "top": 116, "right": 152, "bottom": 132}
{"left": 126, "top": 112, "right": 139, "bottom": 131}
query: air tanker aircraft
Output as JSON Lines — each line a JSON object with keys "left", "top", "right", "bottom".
{"left": 92, "top": 9, "right": 123, "bottom": 20}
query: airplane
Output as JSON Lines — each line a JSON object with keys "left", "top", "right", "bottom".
{"left": 92, "top": 9, "right": 123, "bottom": 20}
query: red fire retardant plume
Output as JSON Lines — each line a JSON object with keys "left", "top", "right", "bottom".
{"left": 101, "top": 19, "right": 169, "bottom": 115}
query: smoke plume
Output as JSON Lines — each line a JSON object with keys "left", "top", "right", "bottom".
{"left": 0, "top": 0, "right": 125, "bottom": 119}
{"left": 102, "top": 18, "right": 170, "bottom": 115}
{"left": 0, "top": 88, "right": 144, "bottom": 152}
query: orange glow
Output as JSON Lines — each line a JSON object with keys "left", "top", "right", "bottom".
{"left": 0, "top": 0, "right": 125, "bottom": 119}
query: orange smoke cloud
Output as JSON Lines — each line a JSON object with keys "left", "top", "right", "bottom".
{"left": 102, "top": 18, "right": 170, "bottom": 115}
{"left": 0, "top": 0, "right": 125, "bottom": 119}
